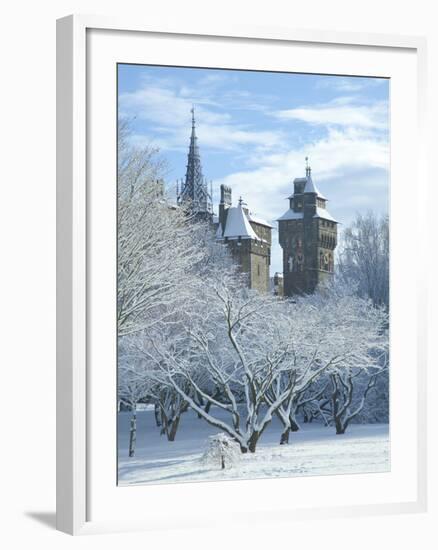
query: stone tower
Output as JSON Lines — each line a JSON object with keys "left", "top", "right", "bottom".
{"left": 278, "top": 160, "right": 338, "bottom": 296}
{"left": 177, "top": 107, "right": 213, "bottom": 220}
{"left": 215, "top": 185, "right": 272, "bottom": 293}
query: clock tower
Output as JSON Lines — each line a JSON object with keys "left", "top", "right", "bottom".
{"left": 277, "top": 160, "right": 338, "bottom": 296}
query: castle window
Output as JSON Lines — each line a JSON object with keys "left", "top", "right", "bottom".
{"left": 257, "top": 264, "right": 261, "bottom": 276}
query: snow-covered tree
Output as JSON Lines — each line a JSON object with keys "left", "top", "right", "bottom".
{"left": 271, "top": 379, "right": 330, "bottom": 444}
{"left": 118, "top": 351, "right": 150, "bottom": 457}
{"left": 120, "top": 332, "right": 192, "bottom": 443}
{"left": 201, "top": 433, "right": 241, "bottom": 470}
{"left": 137, "top": 272, "right": 338, "bottom": 453}
{"left": 133, "top": 278, "right": 287, "bottom": 453}
{"left": 149, "top": 386, "right": 190, "bottom": 442}
{"left": 306, "top": 283, "right": 389, "bottom": 434}
{"left": 338, "top": 212, "right": 389, "bottom": 309}
{"left": 117, "top": 121, "right": 205, "bottom": 336}
{"left": 329, "top": 366, "right": 388, "bottom": 434}
{"left": 355, "top": 368, "right": 389, "bottom": 423}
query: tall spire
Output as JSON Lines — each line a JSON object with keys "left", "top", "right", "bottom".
{"left": 191, "top": 104, "right": 195, "bottom": 129}
{"left": 178, "top": 106, "right": 212, "bottom": 218}
{"left": 305, "top": 156, "right": 311, "bottom": 177}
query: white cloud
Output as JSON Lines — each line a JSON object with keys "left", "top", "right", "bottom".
{"left": 129, "top": 124, "right": 283, "bottom": 154}
{"left": 214, "top": 126, "right": 389, "bottom": 273}
{"left": 120, "top": 86, "right": 225, "bottom": 127}
{"left": 120, "top": 81, "right": 284, "bottom": 152}
{"left": 273, "top": 97, "right": 389, "bottom": 131}
{"left": 315, "top": 77, "right": 386, "bottom": 93}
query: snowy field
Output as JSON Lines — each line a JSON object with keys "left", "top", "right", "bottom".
{"left": 118, "top": 408, "right": 390, "bottom": 486}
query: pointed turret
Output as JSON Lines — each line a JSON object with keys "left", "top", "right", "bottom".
{"left": 222, "top": 199, "right": 261, "bottom": 241}
{"left": 216, "top": 188, "right": 272, "bottom": 293}
{"left": 178, "top": 107, "right": 212, "bottom": 219}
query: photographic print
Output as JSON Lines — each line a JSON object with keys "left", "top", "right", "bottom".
{"left": 117, "top": 64, "right": 389, "bottom": 486}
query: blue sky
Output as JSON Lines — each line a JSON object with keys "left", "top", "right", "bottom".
{"left": 118, "top": 64, "right": 389, "bottom": 274}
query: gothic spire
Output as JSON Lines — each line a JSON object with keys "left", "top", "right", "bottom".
{"left": 178, "top": 107, "right": 212, "bottom": 218}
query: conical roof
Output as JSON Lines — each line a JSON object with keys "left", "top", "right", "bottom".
{"left": 303, "top": 170, "right": 327, "bottom": 199}
{"left": 222, "top": 201, "right": 260, "bottom": 240}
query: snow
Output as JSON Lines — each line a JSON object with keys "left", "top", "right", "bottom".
{"left": 303, "top": 175, "right": 327, "bottom": 199}
{"left": 277, "top": 207, "right": 337, "bottom": 222}
{"left": 247, "top": 212, "right": 274, "bottom": 228}
{"left": 289, "top": 175, "right": 327, "bottom": 200}
{"left": 118, "top": 408, "right": 390, "bottom": 486}
{"left": 277, "top": 209, "right": 304, "bottom": 221}
{"left": 201, "top": 433, "right": 241, "bottom": 469}
{"left": 314, "top": 207, "right": 338, "bottom": 223}
{"left": 222, "top": 203, "right": 261, "bottom": 240}
{"left": 215, "top": 222, "right": 223, "bottom": 239}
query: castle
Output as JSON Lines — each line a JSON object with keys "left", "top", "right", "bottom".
{"left": 277, "top": 159, "right": 338, "bottom": 295}
{"left": 214, "top": 186, "right": 272, "bottom": 293}
{"left": 177, "top": 109, "right": 337, "bottom": 296}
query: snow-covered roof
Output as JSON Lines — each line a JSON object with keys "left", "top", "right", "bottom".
{"left": 247, "top": 212, "right": 274, "bottom": 228}
{"left": 314, "top": 207, "right": 338, "bottom": 223}
{"left": 277, "top": 209, "right": 304, "bottom": 221}
{"left": 304, "top": 175, "right": 327, "bottom": 200}
{"left": 222, "top": 203, "right": 261, "bottom": 240}
{"left": 288, "top": 175, "right": 327, "bottom": 200}
{"left": 277, "top": 206, "right": 337, "bottom": 223}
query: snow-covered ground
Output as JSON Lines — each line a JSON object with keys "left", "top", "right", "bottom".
{"left": 118, "top": 408, "right": 390, "bottom": 486}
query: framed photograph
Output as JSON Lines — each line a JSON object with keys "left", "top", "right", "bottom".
{"left": 57, "top": 15, "right": 427, "bottom": 535}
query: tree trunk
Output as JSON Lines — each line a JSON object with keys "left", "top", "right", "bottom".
{"left": 204, "top": 401, "right": 212, "bottom": 415}
{"left": 160, "top": 409, "right": 168, "bottom": 436}
{"left": 128, "top": 412, "right": 137, "bottom": 457}
{"left": 335, "top": 417, "right": 345, "bottom": 434}
{"left": 248, "top": 431, "right": 260, "bottom": 453}
{"left": 280, "top": 427, "right": 290, "bottom": 445}
{"left": 154, "top": 402, "right": 161, "bottom": 427}
{"left": 167, "top": 414, "right": 181, "bottom": 441}
{"left": 290, "top": 416, "right": 300, "bottom": 432}
{"left": 197, "top": 394, "right": 204, "bottom": 418}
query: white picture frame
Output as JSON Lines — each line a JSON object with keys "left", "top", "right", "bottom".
{"left": 56, "top": 14, "right": 428, "bottom": 535}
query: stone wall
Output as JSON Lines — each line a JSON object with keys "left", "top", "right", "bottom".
{"left": 279, "top": 216, "right": 337, "bottom": 296}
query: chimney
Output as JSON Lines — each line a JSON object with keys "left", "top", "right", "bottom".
{"left": 219, "top": 184, "right": 232, "bottom": 229}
